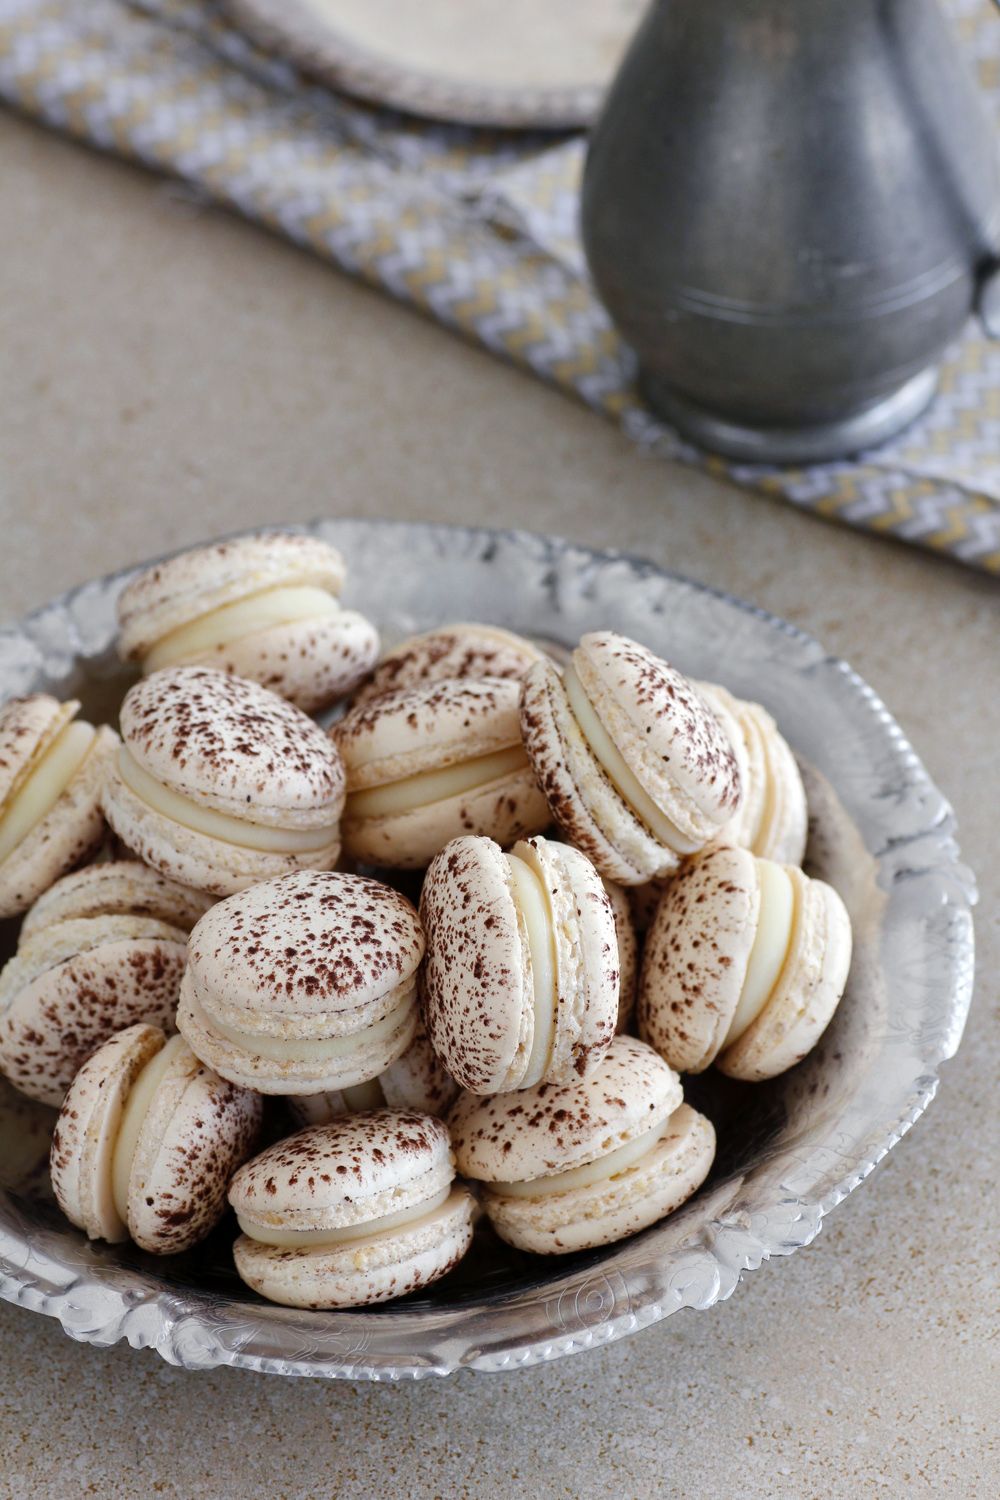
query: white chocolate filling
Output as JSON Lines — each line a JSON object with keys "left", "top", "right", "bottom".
{"left": 0, "top": 718, "right": 97, "bottom": 865}
{"left": 505, "top": 849, "right": 557, "bottom": 1088}
{"left": 725, "top": 859, "right": 796, "bottom": 1046}
{"left": 345, "top": 743, "right": 529, "bottom": 821}
{"left": 236, "top": 1183, "right": 453, "bottom": 1248}
{"left": 563, "top": 665, "right": 699, "bottom": 855}
{"left": 202, "top": 984, "right": 415, "bottom": 1063}
{"left": 117, "top": 747, "right": 339, "bottom": 855}
{"left": 111, "top": 1033, "right": 186, "bottom": 1226}
{"left": 341, "top": 1078, "right": 387, "bottom": 1111}
{"left": 143, "top": 585, "right": 340, "bottom": 673}
{"left": 490, "top": 1115, "right": 669, "bottom": 1199}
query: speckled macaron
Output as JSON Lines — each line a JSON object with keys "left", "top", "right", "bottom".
{"left": 101, "top": 666, "right": 345, "bottom": 896}
{"left": 350, "top": 622, "right": 545, "bottom": 708}
{"left": 603, "top": 876, "right": 638, "bottom": 1033}
{"left": 229, "top": 1112, "right": 475, "bottom": 1308}
{"left": 50, "top": 1023, "right": 261, "bottom": 1252}
{"left": 420, "top": 833, "right": 619, "bottom": 1095}
{"left": 116, "top": 533, "right": 380, "bottom": 714}
{"left": 450, "top": 1034, "right": 715, "bottom": 1255}
{"left": 697, "top": 681, "right": 808, "bottom": 866}
{"left": 0, "top": 695, "right": 119, "bottom": 919}
{"left": 638, "top": 845, "right": 852, "bottom": 1081}
{"left": 519, "top": 632, "right": 744, "bottom": 886}
{"left": 287, "top": 1016, "right": 458, "bottom": 1126}
{"left": 0, "top": 861, "right": 210, "bottom": 1105}
{"left": 177, "top": 869, "right": 424, "bottom": 1094}
{"left": 334, "top": 676, "right": 549, "bottom": 870}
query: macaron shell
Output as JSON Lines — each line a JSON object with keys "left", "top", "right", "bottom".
{"left": 180, "top": 608, "right": 380, "bottom": 715}
{"left": 117, "top": 534, "right": 347, "bottom": 661}
{"left": 742, "top": 701, "right": 808, "bottom": 866}
{"left": 118, "top": 667, "right": 345, "bottom": 826}
{"left": 380, "top": 1019, "right": 459, "bottom": 1115}
{"left": 0, "top": 695, "right": 74, "bottom": 807}
{"left": 50, "top": 1023, "right": 165, "bottom": 1243}
{"left": 0, "top": 726, "right": 118, "bottom": 920}
{"left": 574, "top": 633, "right": 743, "bottom": 834}
{"left": 0, "top": 916, "right": 186, "bottom": 1105}
{"left": 126, "top": 1039, "right": 262, "bottom": 1254}
{"left": 341, "top": 764, "right": 549, "bottom": 871}
{"left": 176, "top": 969, "right": 418, "bottom": 1094}
{"left": 718, "top": 870, "right": 852, "bottom": 1081}
{"left": 484, "top": 1103, "right": 715, "bottom": 1255}
{"left": 699, "top": 684, "right": 807, "bottom": 867}
{"left": 516, "top": 836, "right": 618, "bottom": 1084}
{"left": 419, "top": 836, "right": 532, "bottom": 1094}
{"left": 101, "top": 763, "right": 341, "bottom": 898}
{"left": 520, "top": 657, "right": 673, "bottom": 886}
{"left": 335, "top": 676, "right": 527, "bottom": 791}
{"left": 229, "top": 1113, "right": 455, "bottom": 1233}
{"left": 449, "top": 1034, "right": 684, "bottom": 1182}
{"left": 184, "top": 871, "right": 425, "bottom": 1038}
{"left": 232, "top": 1184, "right": 475, "bottom": 1309}
{"left": 637, "top": 846, "right": 759, "bottom": 1075}
{"left": 351, "top": 623, "right": 544, "bottom": 709}
{"left": 603, "top": 877, "right": 638, "bottom": 1032}
{"left": 20, "top": 860, "right": 213, "bottom": 942}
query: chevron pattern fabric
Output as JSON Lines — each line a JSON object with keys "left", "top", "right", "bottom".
{"left": 2, "top": 0, "right": 999, "bottom": 573}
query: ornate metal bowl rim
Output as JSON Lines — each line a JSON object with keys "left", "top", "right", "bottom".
{"left": 0, "top": 520, "right": 976, "bottom": 1380}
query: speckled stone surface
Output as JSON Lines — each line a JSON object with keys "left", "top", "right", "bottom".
{"left": 1, "top": 110, "right": 998, "bottom": 1497}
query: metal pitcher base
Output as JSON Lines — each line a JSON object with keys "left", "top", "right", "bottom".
{"left": 643, "top": 366, "right": 940, "bottom": 465}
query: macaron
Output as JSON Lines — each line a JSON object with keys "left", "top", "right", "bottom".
{"left": 450, "top": 1034, "right": 715, "bottom": 1255}
{"left": 287, "top": 1017, "right": 458, "bottom": 1126}
{"left": 101, "top": 666, "right": 345, "bottom": 896}
{"left": 116, "top": 533, "right": 380, "bottom": 714}
{"left": 420, "top": 833, "right": 619, "bottom": 1095}
{"left": 637, "top": 845, "right": 852, "bottom": 1081}
{"left": 19, "top": 859, "right": 213, "bottom": 942}
{"left": 697, "top": 681, "right": 808, "bottom": 866}
{"left": 350, "top": 622, "right": 544, "bottom": 709}
{"left": 177, "top": 869, "right": 424, "bottom": 1094}
{"left": 334, "top": 676, "right": 550, "bottom": 870}
{"left": 50, "top": 1023, "right": 261, "bottom": 1253}
{"left": 604, "top": 877, "right": 638, "bottom": 1033}
{"left": 0, "top": 862, "right": 209, "bottom": 1105}
{"left": 228, "top": 1112, "right": 476, "bottom": 1308}
{"left": 519, "top": 632, "right": 744, "bottom": 886}
{"left": 0, "top": 695, "right": 119, "bottom": 919}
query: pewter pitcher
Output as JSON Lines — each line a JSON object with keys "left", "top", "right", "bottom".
{"left": 581, "top": 0, "right": 1000, "bottom": 461}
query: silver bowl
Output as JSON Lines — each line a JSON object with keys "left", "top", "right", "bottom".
{"left": 0, "top": 521, "right": 975, "bottom": 1379}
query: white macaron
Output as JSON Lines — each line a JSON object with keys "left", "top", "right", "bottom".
{"left": 697, "top": 681, "right": 808, "bottom": 866}
{"left": 603, "top": 876, "right": 638, "bottom": 1033}
{"left": 117, "top": 533, "right": 379, "bottom": 713}
{"left": 420, "top": 834, "right": 619, "bottom": 1095}
{"left": 450, "top": 1034, "right": 715, "bottom": 1255}
{"left": 0, "top": 862, "right": 209, "bottom": 1105}
{"left": 177, "top": 869, "right": 424, "bottom": 1094}
{"left": 287, "top": 1016, "right": 458, "bottom": 1126}
{"left": 229, "top": 1112, "right": 476, "bottom": 1308}
{"left": 51, "top": 1022, "right": 261, "bottom": 1253}
{"left": 520, "top": 632, "right": 744, "bottom": 885}
{"left": 101, "top": 666, "right": 345, "bottom": 896}
{"left": 334, "top": 676, "right": 550, "bottom": 870}
{"left": 638, "top": 845, "right": 852, "bottom": 1081}
{"left": 350, "top": 622, "right": 544, "bottom": 708}
{"left": 0, "top": 695, "right": 118, "bottom": 919}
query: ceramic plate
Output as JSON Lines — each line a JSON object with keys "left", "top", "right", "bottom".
{"left": 0, "top": 521, "right": 975, "bottom": 1378}
{"left": 224, "top": 0, "right": 645, "bottom": 128}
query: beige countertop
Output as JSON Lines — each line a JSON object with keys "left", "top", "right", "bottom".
{"left": 1, "top": 110, "right": 998, "bottom": 1500}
